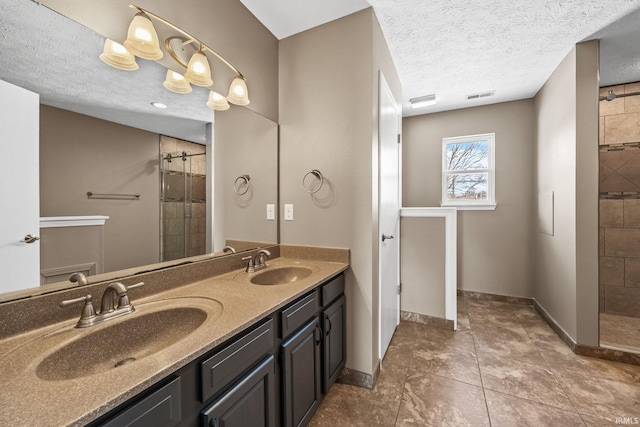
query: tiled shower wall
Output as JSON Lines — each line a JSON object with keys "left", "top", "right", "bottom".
{"left": 159, "top": 136, "right": 207, "bottom": 262}
{"left": 599, "top": 82, "right": 640, "bottom": 318}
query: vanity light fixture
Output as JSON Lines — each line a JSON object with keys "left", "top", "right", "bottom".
{"left": 163, "top": 70, "right": 192, "bottom": 94}
{"left": 124, "top": 12, "right": 163, "bottom": 60}
{"left": 184, "top": 48, "right": 213, "bottom": 87}
{"left": 100, "top": 4, "right": 250, "bottom": 109}
{"left": 410, "top": 94, "right": 437, "bottom": 108}
{"left": 99, "top": 39, "right": 138, "bottom": 71}
{"left": 207, "top": 91, "right": 230, "bottom": 111}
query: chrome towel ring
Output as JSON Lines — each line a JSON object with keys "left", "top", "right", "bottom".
{"left": 234, "top": 174, "right": 251, "bottom": 195}
{"left": 303, "top": 169, "right": 324, "bottom": 194}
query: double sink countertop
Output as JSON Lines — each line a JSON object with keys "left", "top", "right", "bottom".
{"left": 0, "top": 251, "right": 348, "bottom": 427}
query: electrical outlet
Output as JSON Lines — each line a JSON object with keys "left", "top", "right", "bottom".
{"left": 266, "top": 204, "right": 275, "bottom": 220}
{"left": 284, "top": 204, "right": 294, "bottom": 221}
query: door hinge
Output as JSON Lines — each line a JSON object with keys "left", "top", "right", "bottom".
{"left": 397, "top": 133, "right": 401, "bottom": 144}
{"left": 397, "top": 283, "right": 402, "bottom": 295}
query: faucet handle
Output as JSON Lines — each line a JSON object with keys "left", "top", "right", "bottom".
{"left": 242, "top": 255, "right": 255, "bottom": 273}
{"left": 126, "top": 282, "right": 145, "bottom": 291}
{"left": 117, "top": 282, "right": 145, "bottom": 309}
{"left": 255, "top": 250, "right": 272, "bottom": 268}
{"left": 61, "top": 295, "right": 96, "bottom": 327}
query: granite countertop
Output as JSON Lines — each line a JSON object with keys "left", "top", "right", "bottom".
{"left": 0, "top": 256, "right": 348, "bottom": 427}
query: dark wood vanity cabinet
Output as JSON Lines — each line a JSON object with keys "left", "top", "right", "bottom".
{"left": 322, "top": 295, "right": 346, "bottom": 393}
{"left": 92, "top": 273, "right": 345, "bottom": 427}
{"left": 281, "top": 318, "right": 322, "bottom": 427}
{"left": 201, "top": 355, "right": 276, "bottom": 427}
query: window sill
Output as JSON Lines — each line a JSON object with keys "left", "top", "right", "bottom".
{"left": 440, "top": 204, "right": 496, "bottom": 211}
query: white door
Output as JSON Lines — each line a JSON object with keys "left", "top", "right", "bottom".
{"left": 378, "top": 72, "right": 401, "bottom": 360}
{"left": 0, "top": 80, "right": 40, "bottom": 293}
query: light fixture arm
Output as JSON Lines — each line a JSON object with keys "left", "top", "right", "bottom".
{"left": 130, "top": 4, "right": 244, "bottom": 78}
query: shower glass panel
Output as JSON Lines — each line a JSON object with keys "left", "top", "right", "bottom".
{"left": 160, "top": 150, "right": 207, "bottom": 262}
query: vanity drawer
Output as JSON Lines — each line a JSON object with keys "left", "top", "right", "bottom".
{"left": 201, "top": 318, "right": 274, "bottom": 402}
{"left": 100, "top": 377, "right": 181, "bottom": 427}
{"left": 321, "top": 274, "right": 344, "bottom": 307}
{"left": 280, "top": 290, "right": 319, "bottom": 338}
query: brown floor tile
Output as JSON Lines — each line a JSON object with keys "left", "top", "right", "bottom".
{"left": 338, "top": 362, "right": 408, "bottom": 414}
{"left": 485, "top": 389, "right": 586, "bottom": 427}
{"left": 310, "top": 297, "right": 640, "bottom": 427}
{"left": 397, "top": 371, "right": 490, "bottom": 426}
{"left": 308, "top": 383, "right": 398, "bottom": 427}
{"left": 537, "top": 337, "right": 640, "bottom": 386}
{"left": 554, "top": 370, "right": 640, "bottom": 420}
{"left": 479, "top": 357, "right": 575, "bottom": 411}
{"left": 474, "top": 324, "right": 547, "bottom": 367}
{"left": 411, "top": 333, "right": 482, "bottom": 386}
{"left": 383, "top": 333, "right": 417, "bottom": 367}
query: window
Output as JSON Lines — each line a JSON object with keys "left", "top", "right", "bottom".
{"left": 442, "top": 133, "right": 495, "bottom": 210}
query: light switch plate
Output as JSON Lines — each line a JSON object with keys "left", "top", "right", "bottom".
{"left": 284, "top": 204, "right": 294, "bottom": 221}
{"left": 266, "top": 204, "right": 275, "bottom": 220}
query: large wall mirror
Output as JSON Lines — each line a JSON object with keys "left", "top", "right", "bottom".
{"left": 0, "top": 1, "right": 278, "bottom": 302}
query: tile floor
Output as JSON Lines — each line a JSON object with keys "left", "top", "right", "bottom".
{"left": 309, "top": 297, "right": 640, "bottom": 426}
{"left": 600, "top": 313, "right": 640, "bottom": 354}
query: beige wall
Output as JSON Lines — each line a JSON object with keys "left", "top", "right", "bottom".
{"left": 279, "top": 8, "right": 401, "bottom": 376}
{"left": 574, "top": 41, "right": 599, "bottom": 345}
{"left": 213, "top": 106, "right": 278, "bottom": 251}
{"left": 400, "top": 218, "right": 446, "bottom": 317}
{"left": 533, "top": 41, "right": 599, "bottom": 345}
{"left": 402, "top": 100, "right": 536, "bottom": 308}
{"left": 40, "top": 105, "right": 160, "bottom": 273}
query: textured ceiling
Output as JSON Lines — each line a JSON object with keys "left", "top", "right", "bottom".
{"left": 2, "top": 0, "right": 640, "bottom": 140}
{"left": 240, "top": 0, "right": 640, "bottom": 116}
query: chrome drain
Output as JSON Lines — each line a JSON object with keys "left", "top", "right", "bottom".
{"left": 114, "top": 357, "right": 137, "bottom": 367}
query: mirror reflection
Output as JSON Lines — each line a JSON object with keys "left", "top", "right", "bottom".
{"left": 0, "top": 1, "right": 278, "bottom": 302}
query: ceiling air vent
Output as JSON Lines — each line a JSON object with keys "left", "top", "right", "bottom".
{"left": 466, "top": 91, "right": 495, "bottom": 100}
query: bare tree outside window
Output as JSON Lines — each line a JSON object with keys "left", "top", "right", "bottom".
{"left": 442, "top": 134, "right": 495, "bottom": 206}
{"left": 446, "top": 141, "right": 488, "bottom": 200}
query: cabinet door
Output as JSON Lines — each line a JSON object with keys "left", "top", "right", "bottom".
{"left": 100, "top": 377, "right": 182, "bottom": 427}
{"left": 322, "top": 295, "right": 346, "bottom": 394}
{"left": 281, "top": 318, "right": 321, "bottom": 427}
{"left": 201, "top": 356, "right": 276, "bottom": 427}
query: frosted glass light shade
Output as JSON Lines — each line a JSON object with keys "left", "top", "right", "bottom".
{"left": 206, "top": 91, "right": 230, "bottom": 111}
{"left": 99, "top": 39, "right": 138, "bottom": 71}
{"left": 184, "top": 51, "right": 213, "bottom": 87}
{"left": 227, "top": 76, "right": 250, "bottom": 106}
{"left": 163, "top": 70, "right": 192, "bottom": 94}
{"left": 124, "top": 13, "right": 163, "bottom": 60}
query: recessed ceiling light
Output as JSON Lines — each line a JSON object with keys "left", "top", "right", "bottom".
{"left": 410, "top": 94, "right": 436, "bottom": 108}
{"left": 151, "top": 102, "right": 168, "bottom": 109}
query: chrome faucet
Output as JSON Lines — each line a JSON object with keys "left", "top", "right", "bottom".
{"left": 69, "top": 272, "right": 89, "bottom": 286}
{"left": 222, "top": 245, "right": 236, "bottom": 254}
{"left": 253, "top": 249, "right": 271, "bottom": 271}
{"left": 60, "top": 282, "right": 144, "bottom": 328}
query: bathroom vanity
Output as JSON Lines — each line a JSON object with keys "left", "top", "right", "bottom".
{"left": 95, "top": 274, "right": 345, "bottom": 427}
{"left": 0, "top": 246, "right": 348, "bottom": 427}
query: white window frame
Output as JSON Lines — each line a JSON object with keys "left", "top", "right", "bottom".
{"left": 441, "top": 133, "right": 496, "bottom": 210}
